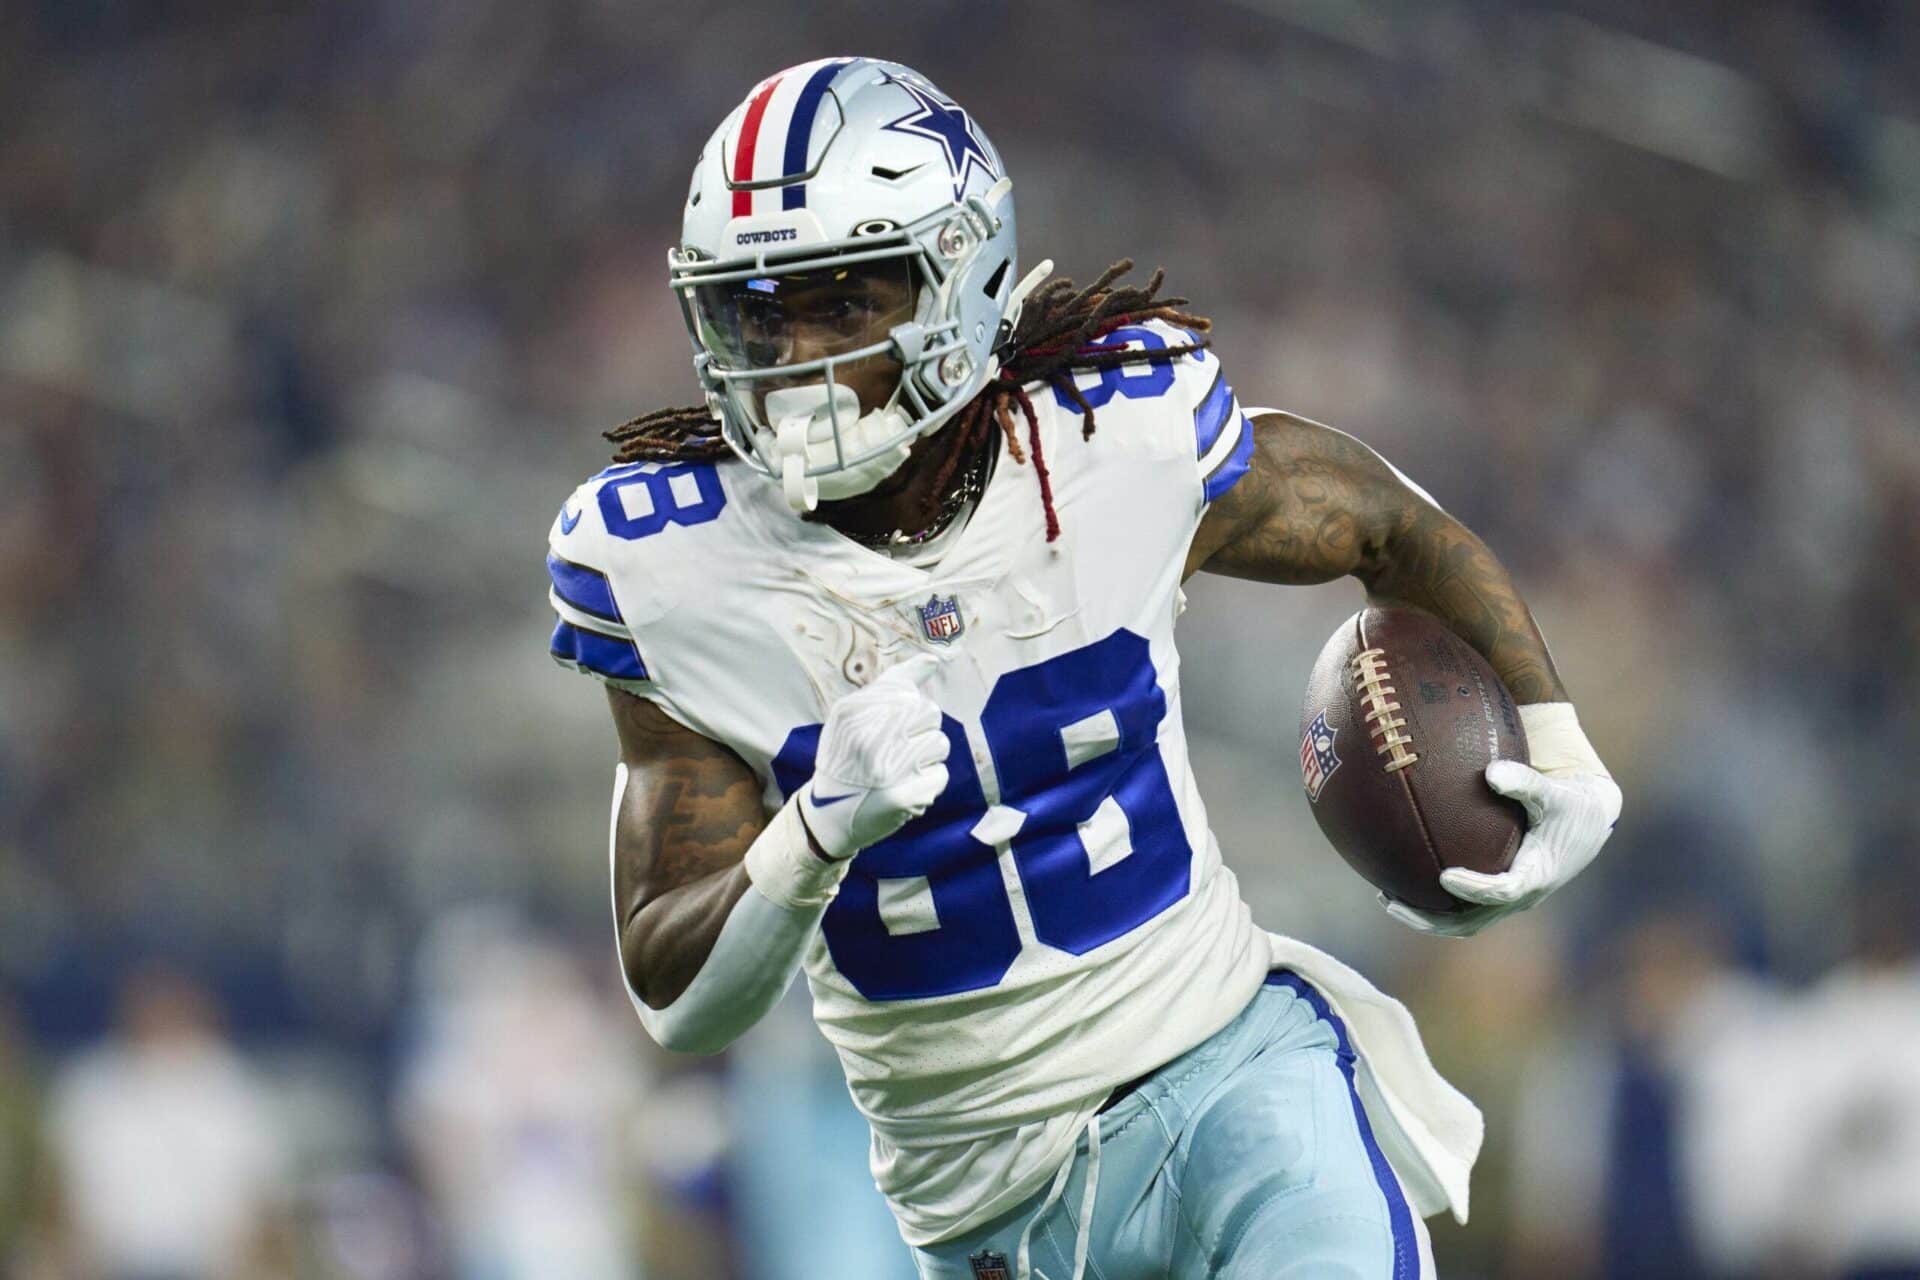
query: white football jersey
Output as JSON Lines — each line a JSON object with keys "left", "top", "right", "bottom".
{"left": 547, "top": 319, "right": 1274, "bottom": 1244}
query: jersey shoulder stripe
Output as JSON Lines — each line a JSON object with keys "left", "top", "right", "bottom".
{"left": 1064, "top": 317, "right": 1255, "bottom": 508}
{"left": 546, "top": 547, "right": 649, "bottom": 684}
{"left": 546, "top": 551, "right": 623, "bottom": 624}
{"left": 550, "top": 620, "right": 649, "bottom": 683}
{"left": 1193, "top": 364, "right": 1236, "bottom": 455}
{"left": 544, "top": 455, "right": 745, "bottom": 693}
{"left": 1201, "top": 407, "right": 1255, "bottom": 503}
{"left": 1179, "top": 340, "right": 1253, "bottom": 505}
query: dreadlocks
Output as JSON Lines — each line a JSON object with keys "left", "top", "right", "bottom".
{"left": 603, "top": 259, "right": 1212, "bottom": 541}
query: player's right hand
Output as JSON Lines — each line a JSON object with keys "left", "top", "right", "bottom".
{"left": 798, "top": 654, "right": 950, "bottom": 860}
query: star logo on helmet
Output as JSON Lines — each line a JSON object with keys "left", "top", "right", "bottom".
{"left": 881, "top": 78, "right": 997, "bottom": 201}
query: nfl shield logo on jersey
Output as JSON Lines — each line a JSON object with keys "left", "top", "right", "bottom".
{"left": 1300, "top": 710, "right": 1342, "bottom": 802}
{"left": 918, "top": 593, "right": 965, "bottom": 645}
{"left": 968, "top": 1250, "right": 1011, "bottom": 1280}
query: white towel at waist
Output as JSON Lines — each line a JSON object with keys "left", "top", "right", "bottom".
{"left": 1266, "top": 931, "right": 1484, "bottom": 1223}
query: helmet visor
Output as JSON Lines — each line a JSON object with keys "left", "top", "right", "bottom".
{"left": 689, "top": 258, "right": 916, "bottom": 373}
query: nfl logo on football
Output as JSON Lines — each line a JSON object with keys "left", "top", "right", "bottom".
{"left": 1300, "top": 710, "right": 1342, "bottom": 802}
{"left": 919, "top": 593, "right": 965, "bottom": 645}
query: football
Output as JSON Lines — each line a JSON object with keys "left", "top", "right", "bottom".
{"left": 1298, "top": 606, "right": 1529, "bottom": 913}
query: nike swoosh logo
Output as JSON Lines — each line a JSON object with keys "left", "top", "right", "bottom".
{"left": 811, "top": 790, "right": 858, "bottom": 807}
{"left": 558, "top": 505, "right": 583, "bottom": 534}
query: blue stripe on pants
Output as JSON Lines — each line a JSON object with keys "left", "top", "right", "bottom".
{"left": 1265, "top": 971, "right": 1419, "bottom": 1279}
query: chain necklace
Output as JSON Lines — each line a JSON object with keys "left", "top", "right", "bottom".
{"left": 848, "top": 435, "right": 996, "bottom": 551}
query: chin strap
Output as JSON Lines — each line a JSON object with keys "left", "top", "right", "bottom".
{"left": 767, "top": 381, "right": 908, "bottom": 513}
{"left": 777, "top": 416, "right": 821, "bottom": 512}
{"left": 999, "top": 258, "right": 1055, "bottom": 355}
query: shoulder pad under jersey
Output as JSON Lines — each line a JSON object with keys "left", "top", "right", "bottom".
{"left": 1041, "top": 317, "right": 1255, "bottom": 513}
{"left": 544, "top": 457, "right": 738, "bottom": 692}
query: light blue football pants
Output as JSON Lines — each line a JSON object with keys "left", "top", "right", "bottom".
{"left": 912, "top": 972, "right": 1435, "bottom": 1280}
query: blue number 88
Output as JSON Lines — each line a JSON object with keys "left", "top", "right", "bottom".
{"left": 771, "top": 629, "right": 1193, "bottom": 1001}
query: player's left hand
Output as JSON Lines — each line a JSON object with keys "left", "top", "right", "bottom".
{"left": 1382, "top": 759, "right": 1622, "bottom": 938}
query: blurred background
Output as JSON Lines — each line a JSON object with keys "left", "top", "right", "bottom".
{"left": 3, "top": 0, "right": 1917, "bottom": 1276}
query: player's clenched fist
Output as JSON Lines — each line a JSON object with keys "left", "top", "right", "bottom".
{"left": 799, "top": 654, "right": 951, "bottom": 860}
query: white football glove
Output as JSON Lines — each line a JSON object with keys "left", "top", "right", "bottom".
{"left": 798, "top": 654, "right": 951, "bottom": 861}
{"left": 1383, "top": 703, "right": 1623, "bottom": 939}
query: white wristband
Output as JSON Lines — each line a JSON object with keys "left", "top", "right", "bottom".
{"left": 1518, "top": 702, "right": 1610, "bottom": 780}
{"left": 744, "top": 795, "right": 854, "bottom": 910}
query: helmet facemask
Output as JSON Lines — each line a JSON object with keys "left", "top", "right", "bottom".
{"left": 672, "top": 186, "right": 1014, "bottom": 514}
{"left": 686, "top": 254, "right": 923, "bottom": 510}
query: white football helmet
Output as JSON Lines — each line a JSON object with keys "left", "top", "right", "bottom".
{"left": 671, "top": 58, "right": 1041, "bottom": 512}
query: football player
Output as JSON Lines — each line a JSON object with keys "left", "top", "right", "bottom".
{"left": 546, "top": 58, "right": 1622, "bottom": 1280}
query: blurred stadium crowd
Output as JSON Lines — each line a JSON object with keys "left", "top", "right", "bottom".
{"left": 3, "top": 1, "right": 1917, "bottom": 1277}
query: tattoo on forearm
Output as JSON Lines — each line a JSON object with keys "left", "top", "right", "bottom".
{"left": 624, "top": 763, "right": 761, "bottom": 907}
{"left": 607, "top": 690, "right": 766, "bottom": 1007}
{"left": 1366, "top": 501, "right": 1567, "bottom": 704}
{"left": 1198, "top": 415, "right": 1567, "bottom": 704}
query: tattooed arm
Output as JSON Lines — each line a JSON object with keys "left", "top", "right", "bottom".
{"left": 606, "top": 657, "right": 945, "bottom": 1045}
{"left": 1186, "top": 411, "right": 1622, "bottom": 937}
{"left": 1183, "top": 411, "right": 1567, "bottom": 704}
{"left": 608, "top": 686, "right": 771, "bottom": 1010}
